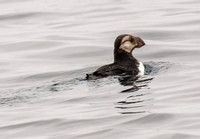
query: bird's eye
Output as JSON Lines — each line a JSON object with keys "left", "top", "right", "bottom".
{"left": 130, "top": 38, "right": 134, "bottom": 42}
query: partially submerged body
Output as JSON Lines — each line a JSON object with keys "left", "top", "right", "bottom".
{"left": 86, "top": 34, "right": 145, "bottom": 80}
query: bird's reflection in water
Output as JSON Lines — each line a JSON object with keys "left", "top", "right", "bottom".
{"left": 118, "top": 75, "right": 153, "bottom": 92}
{"left": 116, "top": 75, "right": 153, "bottom": 114}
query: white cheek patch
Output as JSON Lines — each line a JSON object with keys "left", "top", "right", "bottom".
{"left": 121, "top": 36, "right": 131, "bottom": 44}
{"left": 119, "top": 41, "right": 134, "bottom": 53}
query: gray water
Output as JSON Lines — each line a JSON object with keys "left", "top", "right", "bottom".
{"left": 0, "top": 0, "right": 200, "bottom": 139}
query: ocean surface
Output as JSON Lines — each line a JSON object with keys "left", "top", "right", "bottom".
{"left": 0, "top": 0, "right": 200, "bottom": 139}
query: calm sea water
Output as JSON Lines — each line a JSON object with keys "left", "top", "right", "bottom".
{"left": 0, "top": 0, "right": 200, "bottom": 139}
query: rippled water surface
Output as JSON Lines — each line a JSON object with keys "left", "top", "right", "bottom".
{"left": 0, "top": 0, "right": 200, "bottom": 139}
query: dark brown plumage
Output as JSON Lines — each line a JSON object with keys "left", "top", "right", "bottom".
{"left": 86, "top": 34, "right": 145, "bottom": 80}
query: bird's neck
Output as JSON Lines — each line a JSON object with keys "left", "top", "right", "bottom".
{"left": 114, "top": 49, "right": 138, "bottom": 66}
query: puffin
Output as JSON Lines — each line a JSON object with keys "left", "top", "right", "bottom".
{"left": 86, "top": 34, "right": 145, "bottom": 80}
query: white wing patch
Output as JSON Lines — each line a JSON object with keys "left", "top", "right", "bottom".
{"left": 137, "top": 61, "right": 145, "bottom": 76}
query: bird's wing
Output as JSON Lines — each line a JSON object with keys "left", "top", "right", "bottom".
{"left": 93, "top": 63, "right": 125, "bottom": 77}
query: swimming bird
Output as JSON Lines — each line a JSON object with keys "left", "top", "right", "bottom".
{"left": 86, "top": 34, "right": 145, "bottom": 80}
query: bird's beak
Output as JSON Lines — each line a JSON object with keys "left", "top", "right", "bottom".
{"left": 135, "top": 37, "right": 145, "bottom": 48}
